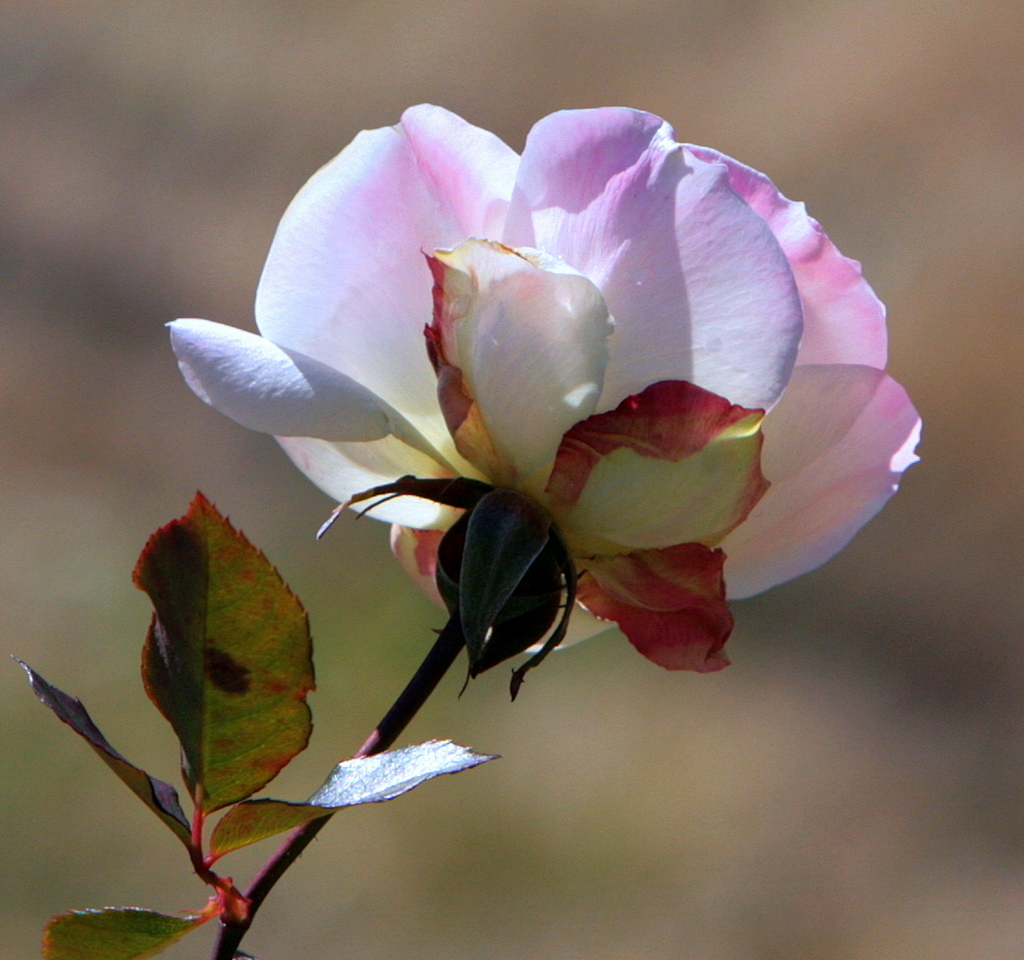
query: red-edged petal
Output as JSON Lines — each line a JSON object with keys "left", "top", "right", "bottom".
{"left": 545, "top": 380, "right": 768, "bottom": 550}
{"left": 687, "top": 145, "right": 887, "bottom": 370}
{"left": 577, "top": 544, "right": 733, "bottom": 672}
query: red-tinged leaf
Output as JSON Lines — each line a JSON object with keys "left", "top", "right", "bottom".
{"left": 43, "top": 908, "right": 206, "bottom": 960}
{"left": 17, "top": 659, "right": 191, "bottom": 847}
{"left": 133, "top": 493, "right": 314, "bottom": 812}
{"left": 209, "top": 799, "right": 336, "bottom": 859}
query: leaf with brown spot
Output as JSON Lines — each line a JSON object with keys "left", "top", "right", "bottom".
{"left": 134, "top": 493, "right": 314, "bottom": 812}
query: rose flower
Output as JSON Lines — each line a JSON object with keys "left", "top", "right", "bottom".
{"left": 171, "top": 105, "right": 920, "bottom": 679}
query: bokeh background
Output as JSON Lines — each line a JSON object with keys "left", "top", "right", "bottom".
{"left": 2, "top": 2, "right": 1022, "bottom": 958}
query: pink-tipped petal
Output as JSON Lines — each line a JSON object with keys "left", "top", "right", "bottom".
{"left": 504, "top": 108, "right": 803, "bottom": 411}
{"left": 577, "top": 543, "right": 733, "bottom": 672}
{"left": 169, "top": 319, "right": 391, "bottom": 441}
{"left": 721, "top": 365, "right": 921, "bottom": 598}
{"left": 390, "top": 525, "right": 447, "bottom": 608}
{"left": 687, "top": 146, "right": 887, "bottom": 370}
{"left": 426, "top": 240, "right": 612, "bottom": 484}
{"left": 255, "top": 106, "right": 519, "bottom": 457}
{"left": 546, "top": 380, "right": 767, "bottom": 550}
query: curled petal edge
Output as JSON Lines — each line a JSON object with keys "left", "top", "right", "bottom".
{"left": 686, "top": 145, "right": 888, "bottom": 370}
{"left": 722, "top": 366, "right": 921, "bottom": 598}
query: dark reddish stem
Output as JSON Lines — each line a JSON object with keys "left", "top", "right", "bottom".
{"left": 210, "top": 617, "right": 466, "bottom": 960}
{"left": 188, "top": 789, "right": 252, "bottom": 927}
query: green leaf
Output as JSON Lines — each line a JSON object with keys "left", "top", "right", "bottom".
{"left": 458, "top": 489, "right": 551, "bottom": 669}
{"left": 17, "top": 659, "right": 191, "bottom": 847}
{"left": 209, "top": 798, "right": 336, "bottom": 859}
{"left": 210, "top": 741, "right": 495, "bottom": 858}
{"left": 133, "top": 493, "right": 314, "bottom": 812}
{"left": 311, "top": 740, "right": 495, "bottom": 807}
{"left": 43, "top": 908, "right": 205, "bottom": 960}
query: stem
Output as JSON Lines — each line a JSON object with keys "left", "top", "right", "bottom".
{"left": 210, "top": 617, "right": 466, "bottom": 960}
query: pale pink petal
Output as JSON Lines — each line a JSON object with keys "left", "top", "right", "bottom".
{"left": 576, "top": 544, "right": 733, "bottom": 672}
{"left": 277, "top": 435, "right": 458, "bottom": 529}
{"left": 721, "top": 365, "right": 921, "bottom": 598}
{"left": 390, "top": 525, "right": 446, "bottom": 608}
{"left": 503, "top": 108, "right": 802, "bottom": 411}
{"left": 546, "top": 380, "right": 767, "bottom": 550}
{"left": 687, "top": 145, "right": 887, "bottom": 369}
{"left": 426, "top": 240, "right": 612, "bottom": 484}
{"left": 169, "top": 319, "right": 391, "bottom": 441}
{"left": 255, "top": 105, "right": 519, "bottom": 459}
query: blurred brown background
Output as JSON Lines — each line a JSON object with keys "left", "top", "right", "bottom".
{"left": 1, "top": 2, "right": 1022, "bottom": 958}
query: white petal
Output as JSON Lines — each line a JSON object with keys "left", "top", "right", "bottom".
{"left": 722, "top": 365, "right": 921, "bottom": 598}
{"left": 277, "top": 435, "right": 459, "bottom": 529}
{"left": 254, "top": 105, "right": 518, "bottom": 458}
{"left": 503, "top": 108, "right": 802, "bottom": 411}
{"left": 170, "top": 319, "right": 390, "bottom": 441}
{"left": 432, "top": 240, "right": 613, "bottom": 481}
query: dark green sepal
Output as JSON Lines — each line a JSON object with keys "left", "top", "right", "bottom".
{"left": 318, "top": 476, "right": 496, "bottom": 539}
{"left": 349, "top": 475, "right": 494, "bottom": 512}
{"left": 340, "top": 474, "right": 579, "bottom": 694}
{"left": 509, "top": 525, "right": 578, "bottom": 700}
{"left": 458, "top": 489, "right": 552, "bottom": 667}
{"left": 434, "top": 493, "right": 576, "bottom": 686}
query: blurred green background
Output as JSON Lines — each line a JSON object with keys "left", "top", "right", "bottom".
{"left": 2, "top": 1, "right": 1022, "bottom": 958}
